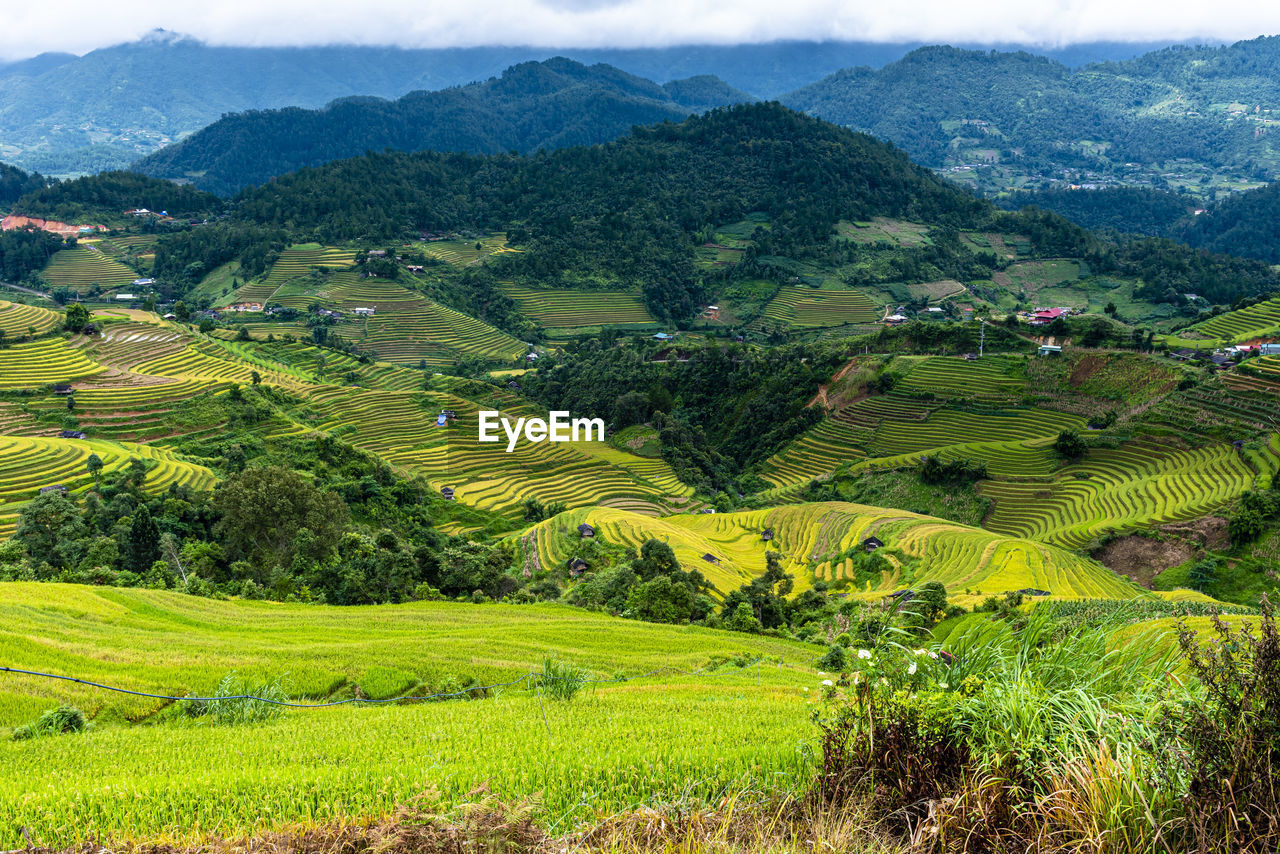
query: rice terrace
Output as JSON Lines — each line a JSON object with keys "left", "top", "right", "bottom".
{"left": 1, "top": 26, "right": 1280, "bottom": 854}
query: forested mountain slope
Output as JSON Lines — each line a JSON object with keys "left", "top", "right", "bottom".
{"left": 783, "top": 37, "right": 1280, "bottom": 194}
{"left": 135, "top": 59, "right": 752, "bottom": 194}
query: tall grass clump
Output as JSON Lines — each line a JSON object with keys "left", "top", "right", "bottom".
{"left": 813, "top": 606, "right": 1189, "bottom": 851}
{"left": 12, "top": 705, "right": 86, "bottom": 740}
{"left": 533, "top": 657, "right": 591, "bottom": 701}
{"left": 182, "top": 673, "right": 290, "bottom": 725}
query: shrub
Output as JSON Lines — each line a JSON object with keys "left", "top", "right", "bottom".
{"left": 12, "top": 705, "right": 86, "bottom": 740}
{"left": 1173, "top": 598, "right": 1280, "bottom": 853}
{"left": 816, "top": 644, "right": 848, "bottom": 672}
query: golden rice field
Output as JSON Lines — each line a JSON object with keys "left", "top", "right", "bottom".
{"left": 981, "top": 436, "right": 1280, "bottom": 548}
{"left": 524, "top": 503, "right": 1138, "bottom": 601}
{"left": 0, "top": 300, "right": 61, "bottom": 336}
{"left": 0, "top": 437, "right": 216, "bottom": 535}
{"left": 0, "top": 337, "right": 102, "bottom": 388}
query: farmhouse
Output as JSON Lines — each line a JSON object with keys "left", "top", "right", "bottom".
{"left": 653, "top": 332, "right": 676, "bottom": 341}
{"left": 863, "top": 535, "right": 885, "bottom": 552}
{"left": 440, "top": 486, "right": 455, "bottom": 500}
{"left": 1038, "top": 344, "right": 1063, "bottom": 357}
{"left": 884, "top": 314, "right": 908, "bottom": 325}
{"left": 567, "top": 557, "right": 588, "bottom": 577}
{"left": 1028, "top": 307, "right": 1073, "bottom": 325}
{"left": 352, "top": 307, "right": 376, "bottom": 317}
{"left": 577, "top": 523, "right": 596, "bottom": 538}
{"left": 114, "top": 294, "right": 137, "bottom": 301}
{"left": 701, "top": 553, "right": 721, "bottom": 564}
{"left": 761, "top": 528, "right": 774, "bottom": 542}
{"left": 39, "top": 484, "right": 67, "bottom": 494}
{"left": 52, "top": 383, "right": 73, "bottom": 395}
{"left": 1261, "top": 343, "right": 1280, "bottom": 356}
{"left": 58, "top": 430, "right": 86, "bottom": 439}
{"left": 131, "top": 278, "right": 156, "bottom": 287}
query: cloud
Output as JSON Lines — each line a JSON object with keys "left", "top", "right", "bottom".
{"left": 2, "top": 0, "right": 1279, "bottom": 62}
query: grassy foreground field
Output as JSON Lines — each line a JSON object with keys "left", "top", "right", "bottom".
{"left": 0, "top": 584, "right": 817, "bottom": 845}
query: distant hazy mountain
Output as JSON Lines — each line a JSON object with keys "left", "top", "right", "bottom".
{"left": 0, "top": 31, "right": 1177, "bottom": 176}
{"left": 782, "top": 37, "right": 1280, "bottom": 193}
{"left": 136, "top": 58, "right": 753, "bottom": 195}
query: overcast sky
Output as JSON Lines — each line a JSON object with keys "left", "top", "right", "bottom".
{"left": 2, "top": 0, "right": 1279, "bottom": 62}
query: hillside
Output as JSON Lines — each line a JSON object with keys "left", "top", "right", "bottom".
{"left": 136, "top": 59, "right": 753, "bottom": 195}
{"left": 783, "top": 37, "right": 1280, "bottom": 196}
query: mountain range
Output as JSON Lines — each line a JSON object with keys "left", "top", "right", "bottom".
{"left": 0, "top": 32, "right": 1183, "bottom": 176}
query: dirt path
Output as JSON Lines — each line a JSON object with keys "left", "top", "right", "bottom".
{"left": 808, "top": 355, "right": 863, "bottom": 408}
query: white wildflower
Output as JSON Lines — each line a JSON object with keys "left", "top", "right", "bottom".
{"left": 821, "top": 679, "right": 834, "bottom": 687}
{"left": 928, "top": 651, "right": 939, "bottom": 659}
{"left": 857, "top": 649, "right": 872, "bottom": 660}
{"left": 913, "top": 648, "right": 927, "bottom": 657}
{"left": 939, "top": 682, "right": 949, "bottom": 690}
{"left": 802, "top": 687, "right": 809, "bottom": 693}
{"left": 908, "top": 662, "right": 918, "bottom": 676}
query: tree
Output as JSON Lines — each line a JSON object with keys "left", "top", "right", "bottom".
{"left": 235, "top": 326, "right": 251, "bottom": 342}
{"left": 633, "top": 539, "right": 679, "bottom": 581}
{"left": 64, "top": 302, "right": 90, "bottom": 333}
{"left": 16, "top": 492, "right": 87, "bottom": 568}
{"left": 1188, "top": 558, "right": 1219, "bottom": 592}
{"left": 85, "top": 453, "right": 103, "bottom": 483}
{"left": 1104, "top": 301, "right": 1117, "bottom": 316}
{"left": 198, "top": 318, "right": 215, "bottom": 334}
{"left": 625, "top": 575, "right": 694, "bottom": 623}
{"left": 250, "top": 370, "right": 262, "bottom": 386}
{"left": 173, "top": 300, "right": 190, "bottom": 322}
{"left": 1053, "top": 429, "right": 1087, "bottom": 461}
{"left": 124, "top": 504, "right": 161, "bottom": 573}
{"left": 212, "top": 466, "right": 349, "bottom": 568}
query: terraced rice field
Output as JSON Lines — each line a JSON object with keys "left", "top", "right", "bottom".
{"left": 1180, "top": 297, "right": 1280, "bottom": 344}
{"left": 502, "top": 285, "right": 658, "bottom": 329}
{"left": 871, "top": 407, "right": 1085, "bottom": 457}
{"left": 897, "top": 355, "right": 1026, "bottom": 400}
{"left": 312, "top": 277, "right": 525, "bottom": 365}
{"left": 762, "top": 287, "right": 880, "bottom": 327}
{"left": 1226, "top": 356, "right": 1280, "bottom": 394}
{"left": 759, "top": 419, "right": 868, "bottom": 489}
{"left": 981, "top": 438, "right": 1280, "bottom": 548}
{"left": 0, "top": 300, "right": 60, "bottom": 336}
{"left": 0, "top": 436, "right": 216, "bottom": 535}
{"left": 227, "top": 245, "right": 356, "bottom": 306}
{"left": 132, "top": 341, "right": 299, "bottom": 388}
{"left": 362, "top": 300, "right": 525, "bottom": 365}
{"left": 525, "top": 503, "right": 1137, "bottom": 600}
{"left": 420, "top": 234, "right": 519, "bottom": 266}
{"left": 295, "top": 387, "right": 685, "bottom": 516}
{"left": 1143, "top": 385, "right": 1280, "bottom": 440}
{"left": 40, "top": 247, "right": 139, "bottom": 293}
{"left": 0, "top": 338, "right": 101, "bottom": 388}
